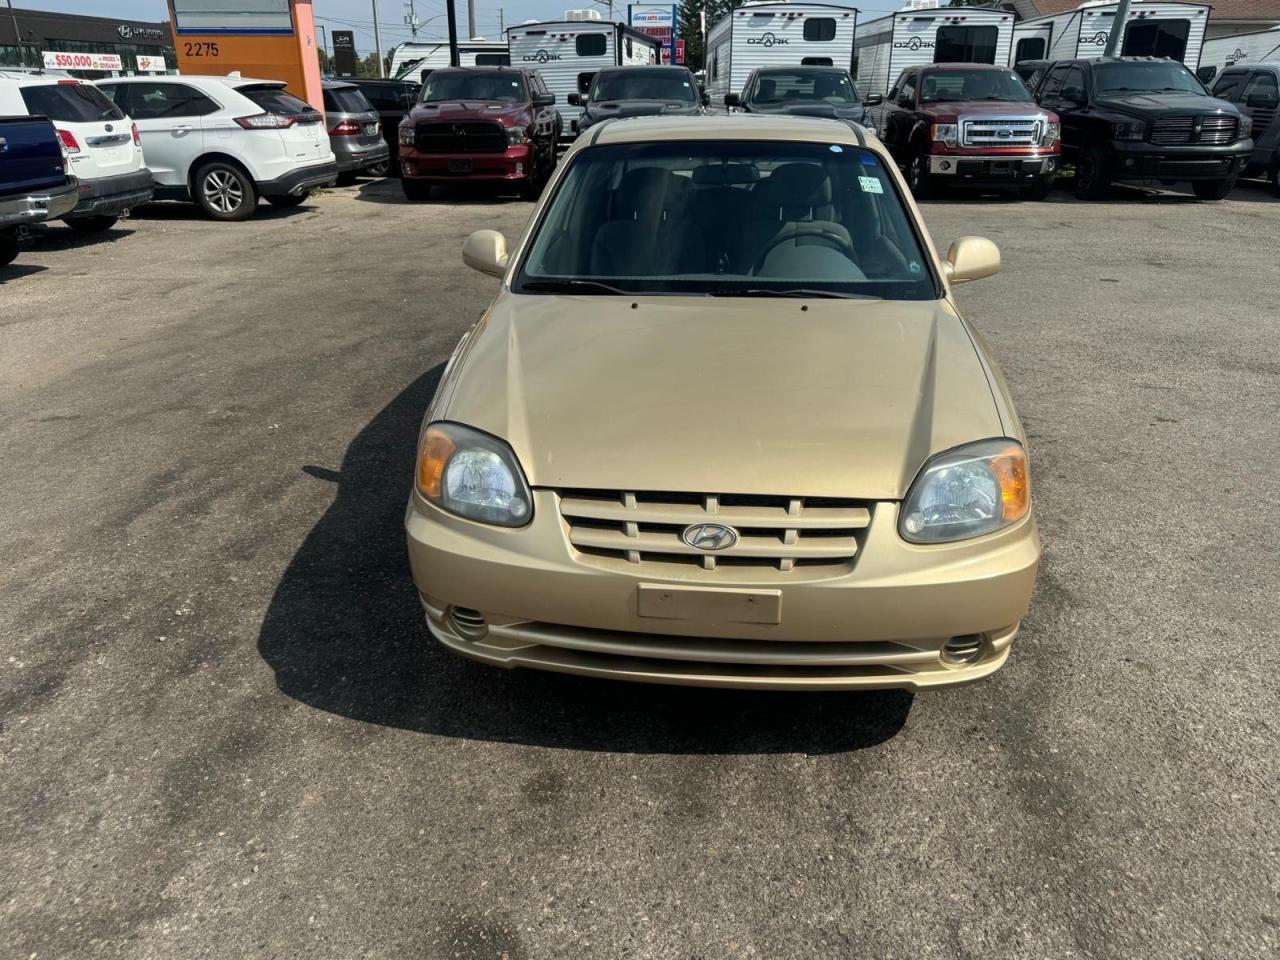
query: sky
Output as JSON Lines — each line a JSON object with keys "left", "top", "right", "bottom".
{"left": 12, "top": 1, "right": 906, "bottom": 53}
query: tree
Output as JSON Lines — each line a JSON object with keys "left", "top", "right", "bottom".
{"left": 677, "top": 0, "right": 735, "bottom": 72}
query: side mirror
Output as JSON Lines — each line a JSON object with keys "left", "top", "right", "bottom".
{"left": 1061, "top": 86, "right": 1085, "bottom": 104}
{"left": 533, "top": 92, "right": 556, "bottom": 107}
{"left": 463, "top": 229, "right": 509, "bottom": 278}
{"left": 863, "top": 93, "right": 883, "bottom": 106}
{"left": 944, "top": 237, "right": 1000, "bottom": 284}
{"left": 724, "top": 93, "right": 741, "bottom": 108}
{"left": 567, "top": 92, "right": 581, "bottom": 106}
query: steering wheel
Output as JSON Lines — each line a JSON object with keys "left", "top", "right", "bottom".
{"left": 751, "top": 224, "right": 857, "bottom": 275}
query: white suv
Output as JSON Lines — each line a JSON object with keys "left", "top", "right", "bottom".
{"left": 0, "top": 71, "right": 153, "bottom": 234}
{"left": 96, "top": 75, "right": 338, "bottom": 221}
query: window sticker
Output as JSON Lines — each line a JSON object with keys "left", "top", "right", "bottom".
{"left": 829, "top": 144, "right": 843, "bottom": 153}
{"left": 858, "top": 176, "right": 884, "bottom": 194}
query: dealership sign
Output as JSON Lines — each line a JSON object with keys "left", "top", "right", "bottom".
{"left": 43, "top": 51, "right": 124, "bottom": 71}
{"left": 136, "top": 55, "right": 169, "bottom": 72}
{"left": 629, "top": 4, "right": 681, "bottom": 63}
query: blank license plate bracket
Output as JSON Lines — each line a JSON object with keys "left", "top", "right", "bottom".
{"left": 637, "top": 584, "right": 782, "bottom": 625}
{"left": 448, "top": 159, "right": 472, "bottom": 173}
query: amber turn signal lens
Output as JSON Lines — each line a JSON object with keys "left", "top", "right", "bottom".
{"left": 991, "top": 445, "right": 1029, "bottom": 523}
{"left": 417, "top": 426, "right": 456, "bottom": 499}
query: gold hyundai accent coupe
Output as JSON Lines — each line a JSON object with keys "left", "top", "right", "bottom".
{"left": 406, "top": 115, "right": 1041, "bottom": 690}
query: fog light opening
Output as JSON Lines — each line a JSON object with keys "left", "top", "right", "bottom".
{"left": 940, "top": 160, "right": 952, "bottom": 171}
{"left": 449, "top": 606, "right": 489, "bottom": 641}
{"left": 941, "top": 633, "right": 987, "bottom": 668}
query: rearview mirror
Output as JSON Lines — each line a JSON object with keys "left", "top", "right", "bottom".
{"left": 724, "top": 93, "right": 741, "bottom": 108}
{"left": 944, "top": 236, "right": 1000, "bottom": 284}
{"left": 463, "top": 230, "right": 509, "bottom": 278}
{"left": 567, "top": 92, "right": 581, "bottom": 106}
{"left": 863, "top": 93, "right": 883, "bottom": 106}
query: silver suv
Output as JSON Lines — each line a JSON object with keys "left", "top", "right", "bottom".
{"left": 322, "top": 80, "right": 389, "bottom": 185}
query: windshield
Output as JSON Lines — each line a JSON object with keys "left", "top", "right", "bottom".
{"left": 1094, "top": 61, "right": 1204, "bottom": 97}
{"left": 591, "top": 70, "right": 696, "bottom": 103}
{"left": 515, "top": 141, "right": 937, "bottom": 300}
{"left": 20, "top": 82, "right": 124, "bottom": 122}
{"left": 920, "top": 70, "right": 1032, "bottom": 103}
{"left": 750, "top": 71, "right": 858, "bottom": 105}
{"left": 421, "top": 72, "right": 525, "bottom": 102}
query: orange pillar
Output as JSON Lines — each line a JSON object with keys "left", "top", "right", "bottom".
{"left": 168, "top": 0, "right": 324, "bottom": 111}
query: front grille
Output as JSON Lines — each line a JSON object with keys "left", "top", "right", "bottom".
{"left": 557, "top": 490, "right": 872, "bottom": 575}
{"left": 960, "top": 117, "right": 1041, "bottom": 147}
{"left": 1150, "top": 114, "right": 1238, "bottom": 145}
{"left": 414, "top": 120, "right": 507, "bottom": 154}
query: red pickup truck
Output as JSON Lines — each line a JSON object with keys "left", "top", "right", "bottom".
{"left": 867, "top": 63, "right": 1061, "bottom": 200}
{"left": 397, "top": 66, "right": 561, "bottom": 201}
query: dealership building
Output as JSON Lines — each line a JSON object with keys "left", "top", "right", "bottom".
{"left": 0, "top": 5, "right": 176, "bottom": 75}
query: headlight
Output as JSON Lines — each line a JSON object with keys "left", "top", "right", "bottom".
{"left": 1238, "top": 115, "right": 1252, "bottom": 139}
{"left": 416, "top": 422, "right": 532, "bottom": 526}
{"left": 1040, "top": 121, "right": 1060, "bottom": 147}
{"left": 1111, "top": 119, "right": 1145, "bottom": 141}
{"left": 931, "top": 123, "right": 958, "bottom": 147}
{"left": 399, "top": 124, "right": 414, "bottom": 146}
{"left": 900, "top": 439, "right": 1030, "bottom": 544}
{"left": 506, "top": 125, "right": 531, "bottom": 145}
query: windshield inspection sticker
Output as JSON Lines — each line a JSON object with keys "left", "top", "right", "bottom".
{"left": 858, "top": 176, "right": 884, "bottom": 194}
{"left": 829, "top": 145, "right": 843, "bottom": 153}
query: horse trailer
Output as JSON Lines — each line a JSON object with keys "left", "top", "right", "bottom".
{"left": 705, "top": 3, "right": 860, "bottom": 108}
{"left": 854, "top": 7, "right": 1016, "bottom": 97}
{"left": 1009, "top": 2, "right": 1210, "bottom": 72}
{"left": 506, "top": 20, "right": 661, "bottom": 136}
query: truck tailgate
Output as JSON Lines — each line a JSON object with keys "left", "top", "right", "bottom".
{"left": 0, "top": 117, "right": 70, "bottom": 197}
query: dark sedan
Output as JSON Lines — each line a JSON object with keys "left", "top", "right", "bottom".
{"left": 725, "top": 66, "right": 873, "bottom": 133}
{"left": 568, "top": 66, "right": 706, "bottom": 134}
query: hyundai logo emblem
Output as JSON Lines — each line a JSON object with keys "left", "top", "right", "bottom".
{"left": 681, "top": 523, "right": 739, "bottom": 551}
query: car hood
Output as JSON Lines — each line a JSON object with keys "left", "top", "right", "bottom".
{"left": 437, "top": 295, "right": 1005, "bottom": 500}
{"left": 1095, "top": 92, "right": 1238, "bottom": 117}
{"left": 920, "top": 100, "right": 1045, "bottom": 117}
{"left": 582, "top": 100, "right": 701, "bottom": 125}
{"left": 409, "top": 101, "right": 529, "bottom": 123}
{"left": 750, "top": 101, "right": 867, "bottom": 122}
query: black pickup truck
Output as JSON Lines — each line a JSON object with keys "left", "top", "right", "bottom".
{"left": 1033, "top": 56, "right": 1253, "bottom": 200}
{"left": 1, "top": 115, "right": 79, "bottom": 267}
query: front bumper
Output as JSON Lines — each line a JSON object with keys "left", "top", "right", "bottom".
{"left": 406, "top": 493, "right": 1041, "bottom": 691}
{"left": 400, "top": 144, "right": 534, "bottom": 182}
{"left": 0, "top": 177, "right": 79, "bottom": 229}
{"left": 1108, "top": 139, "right": 1253, "bottom": 181}
{"left": 929, "top": 154, "right": 1057, "bottom": 183}
{"left": 67, "top": 168, "right": 154, "bottom": 218}
{"left": 257, "top": 160, "right": 339, "bottom": 197}
{"left": 333, "top": 139, "right": 390, "bottom": 173}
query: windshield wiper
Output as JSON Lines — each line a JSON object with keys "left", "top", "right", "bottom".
{"left": 726, "top": 288, "right": 877, "bottom": 300}
{"left": 520, "top": 279, "right": 629, "bottom": 296}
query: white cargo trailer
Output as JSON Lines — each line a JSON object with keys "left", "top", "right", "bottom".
{"left": 506, "top": 20, "right": 660, "bottom": 136}
{"left": 389, "top": 40, "right": 511, "bottom": 82}
{"left": 854, "top": 7, "right": 1015, "bottom": 98}
{"left": 1197, "top": 27, "right": 1280, "bottom": 83}
{"left": 1009, "top": 2, "right": 1211, "bottom": 72}
{"left": 705, "top": 3, "right": 860, "bottom": 108}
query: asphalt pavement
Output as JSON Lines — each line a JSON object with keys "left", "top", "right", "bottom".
{"left": 1, "top": 177, "right": 1277, "bottom": 959}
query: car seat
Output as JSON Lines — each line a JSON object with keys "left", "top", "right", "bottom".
{"left": 590, "top": 168, "right": 707, "bottom": 277}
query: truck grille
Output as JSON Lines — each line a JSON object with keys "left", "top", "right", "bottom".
{"left": 557, "top": 490, "right": 872, "bottom": 575}
{"left": 960, "top": 118, "right": 1041, "bottom": 147}
{"left": 1150, "top": 115, "right": 1238, "bottom": 146}
{"left": 414, "top": 120, "right": 507, "bottom": 154}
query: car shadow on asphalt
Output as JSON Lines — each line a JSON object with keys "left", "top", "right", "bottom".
{"left": 27, "top": 222, "right": 138, "bottom": 251}
{"left": 129, "top": 201, "right": 315, "bottom": 222}
{"left": 257, "top": 365, "right": 913, "bottom": 755}
{"left": 354, "top": 178, "right": 531, "bottom": 206}
{"left": 0, "top": 262, "right": 49, "bottom": 283}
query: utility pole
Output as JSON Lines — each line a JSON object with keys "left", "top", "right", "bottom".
{"left": 445, "top": 0, "right": 460, "bottom": 65}
{"left": 1102, "top": 0, "right": 1133, "bottom": 58}
{"left": 372, "top": 0, "right": 385, "bottom": 77}
{"left": 404, "top": 0, "right": 421, "bottom": 40}
{"left": 5, "top": 0, "right": 21, "bottom": 61}
{"left": 468, "top": 0, "right": 476, "bottom": 41}
{"left": 499, "top": 8, "right": 505, "bottom": 35}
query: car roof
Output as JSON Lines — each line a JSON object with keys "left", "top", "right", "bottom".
{"left": 586, "top": 114, "right": 878, "bottom": 149}
{"left": 920, "top": 63, "right": 1017, "bottom": 74}
{"left": 1073, "top": 56, "right": 1191, "bottom": 66}
{"left": 104, "top": 74, "right": 285, "bottom": 88}
{"left": 754, "top": 65, "right": 849, "bottom": 74}
{"left": 429, "top": 66, "right": 527, "bottom": 75}
{"left": 322, "top": 79, "right": 358, "bottom": 90}
{"left": 597, "top": 65, "right": 689, "bottom": 73}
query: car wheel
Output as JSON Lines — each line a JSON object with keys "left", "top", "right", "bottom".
{"left": 1271, "top": 160, "right": 1280, "bottom": 198}
{"left": 1074, "top": 145, "right": 1111, "bottom": 200}
{"left": 0, "top": 238, "right": 17, "bottom": 267}
{"left": 1191, "top": 176, "right": 1237, "bottom": 200}
{"left": 195, "top": 162, "right": 258, "bottom": 221}
{"left": 335, "top": 171, "right": 359, "bottom": 187}
{"left": 401, "top": 179, "right": 433, "bottom": 201}
{"left": 907, "top": 150, "right": 933, "bottom": 200}
{"left": 66, "top": 215, "right": 119, "bottom": 235}
{"left": 1021, "top": 178, "right": 1053, "bottom": 201}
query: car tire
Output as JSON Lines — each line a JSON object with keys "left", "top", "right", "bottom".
{"left": 335, "top": 171, "right": 359, "bottom": 187}
{"left": 267, "top": 193, "right": 309, "bottom": 208}
{"left": 907, "top": 150, "right": 933, "bottom": 200}
{"left": 1021, "top": 178, "right": 1054, "bottom": 201}
{"left": 1192, "top": 176, "right": 1237, "bottom": 201}
{"left": 1270, "top": 160, "right": 1280, "bottom": 198}
{"left": 0, "top": 238, "right": 17, "bottom": 267}
{"left": 401, "top": 179, "right": 433, "bottom": 202}
{"left": 195, "top": 161, "right": 258, "bottom": 221}
{"left": 1074, "top": 145, "right": 1111, "bottom": 200}
{"left": 65, "top": 215, "right": 119, "bottom": 235}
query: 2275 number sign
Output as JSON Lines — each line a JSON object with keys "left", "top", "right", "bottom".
{"left": 183, "top": 42, "right": 220, "bottom": 58}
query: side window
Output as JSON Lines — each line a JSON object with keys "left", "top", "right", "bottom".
{"left": 801, "top": 57, "right": 834, "bottom": 67}
{"left": 1243, "top": 71, "right": 1280, "bottom": 105}
{"left": 576, "top": 33, "right": 607, "bottom": 57}
{"left": 1015, "top": 38, "right": 1045, "bottom": 63}
{"left": 934, "top": 26, "right": 999, "bottom": 65}
{"left": 1038, "top": 64, "right": 1070, "bottom": 100}
{"left": 1060, "top": 66, "right": 1086, "bottom": 102}
{"left": 1212, "top": 71, "right": 1245, "bottom": 101}
{"left": 124, "top": 82, "right": 218, "bottom": 120}
{"left": 577, "top": 72, "right": 596, "bottom": 94}
{"left": 898, "top": 71, "right": 917, "bottom": 107}
{"left": 1122, "top": 19, "right": 1190, "bottom": 61}
{"left": 803, "top": 18, "right": 836, "bottom": 42}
